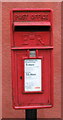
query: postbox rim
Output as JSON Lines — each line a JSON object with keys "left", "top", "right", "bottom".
{"left": 13, "top": 104, "right": 53, "bottom": 110}
{"left": 11, "top": 8, "right": 53, "bottom": 13}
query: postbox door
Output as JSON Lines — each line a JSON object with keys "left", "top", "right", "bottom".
{"left": 12, "top": 49, "right": 52, "bottom": 107}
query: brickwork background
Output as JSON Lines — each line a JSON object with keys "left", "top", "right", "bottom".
{"left": 2, "top": 2, "right": 61, "bottom": 119}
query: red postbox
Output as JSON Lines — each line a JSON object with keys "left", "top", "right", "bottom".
{"left": 10, "top": 9, "right": 53, "bottom": 109}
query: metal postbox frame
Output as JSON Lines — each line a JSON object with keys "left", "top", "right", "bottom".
{"left": 10, "top": 8, "right": 53, "bottom": 109}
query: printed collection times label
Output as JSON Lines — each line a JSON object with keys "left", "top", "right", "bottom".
{"left": 24, "top": 59, "right": 42, "bottom": 92}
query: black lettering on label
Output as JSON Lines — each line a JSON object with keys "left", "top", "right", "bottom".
{"left": 26, "top": 64, "right": 34, "bottom": 66}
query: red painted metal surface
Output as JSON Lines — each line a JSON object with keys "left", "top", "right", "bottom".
{"left": 10, "top": 9, "right": 53, "bottom": 109}
{"left": 14, "top": 21, "right": 51, "bottom": 26}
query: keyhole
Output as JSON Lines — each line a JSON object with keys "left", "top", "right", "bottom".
{"left": 20, "top": 76, "right": 22, "bottom": 79}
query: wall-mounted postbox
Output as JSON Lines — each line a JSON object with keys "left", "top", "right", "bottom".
{"left": 10, "top": 9, "right": 53, "bottom": 109}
